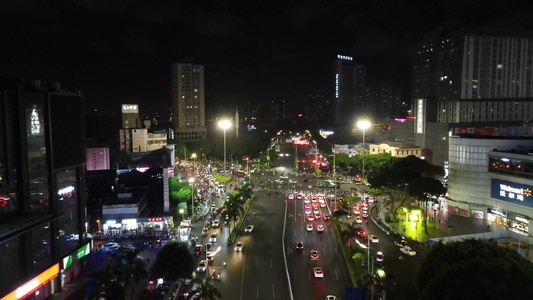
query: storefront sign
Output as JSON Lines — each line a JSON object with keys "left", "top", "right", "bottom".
{"left": 62, "top": 243, "right": 91, "bottom": 269}
{"left": 487, "top": 207, "right": 507, "bottom": 218}
{"left": 491, "top": 179, "right": 533, "bottom": 207}
{"left": 1, "top": 263, "right": 59, "bottom": 300}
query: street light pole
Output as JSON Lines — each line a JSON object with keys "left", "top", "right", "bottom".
{"left": 189, "top": 177, "right": 195, "bottom": 221}
{"left": 357, "top": 120, "right": 371, "bottom": 180}
{"left": 367, "top": 235, "right": 370, "bottom": 274}
{"left": 218, "top": 120, "right": 231, "bottom": 173}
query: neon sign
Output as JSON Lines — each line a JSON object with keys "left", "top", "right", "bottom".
{"left": 337, "top": 55, "right": 353, "bottom": 61}
{"left": 1, "top": 263, "right": 59, "bottom": 300}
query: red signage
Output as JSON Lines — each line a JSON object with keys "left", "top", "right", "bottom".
{"left": 1, "top": 263, "right": 59, "bottom": 300}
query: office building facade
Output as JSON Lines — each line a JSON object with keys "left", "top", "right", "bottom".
{"left": 334, "top": 55, "right": 367, "bottom": 124}
{"left": 0, "top": 78, "right": 87, "bottom": 299}
{"left": 170, "top": 63, "right": 207, "bottom": 141}
{"left": 411, "top": 28, "right": 533, "bottom": 165}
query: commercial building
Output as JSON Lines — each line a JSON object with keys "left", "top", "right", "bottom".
{"left": 170, "top": 63, "right": 207, "bottom": 141}
{"left": 447, "top": 136, "right": 533, "bottom": 237}
{"left": 334, "top": 55, "right": 367, "bottom": 124}
{"left": 0, "top": 77, "right": 88, "bottom": 299}
{"left": 86, "top": 147, "right": 110, "bottom": 171}
{"left": 411, "top": 28, "right": 533, "bottom": 166}
{"left": 368, "top": 142, "right": 422, "bottom": 158}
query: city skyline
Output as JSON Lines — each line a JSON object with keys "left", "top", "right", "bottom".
{"left": 2, "top": 1, "right": 532, "bottom": 116}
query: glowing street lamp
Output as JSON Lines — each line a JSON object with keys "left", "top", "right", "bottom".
{"left": 218, "top": 120, "right": 231, "bottom": 173}
{"left": 357, "top": 120, "right": 371, "bottom": 180}
{"left": 179, "top": 208, "right": 185, "bottom": 221}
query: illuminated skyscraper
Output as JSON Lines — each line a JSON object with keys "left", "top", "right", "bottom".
{"left": 170, "top": 63, "right": 207, "bottom": 141}
{"left": 334, "top": 55, "right": 366, "bottom": 124}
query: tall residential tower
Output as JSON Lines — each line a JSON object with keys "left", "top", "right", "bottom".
{"left": 170, "top": 63, "right": 207, "bottom": 141}
{"left": 334, "top": 55, "right": 366, "bottom": 125}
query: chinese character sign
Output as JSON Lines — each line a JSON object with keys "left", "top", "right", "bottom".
{"left": 491, "top": 179, "right": 533, "bottom": 208}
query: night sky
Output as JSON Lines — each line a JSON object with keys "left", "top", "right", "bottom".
{"left": 2, "top": 0, "right": 531, "bottom": 117}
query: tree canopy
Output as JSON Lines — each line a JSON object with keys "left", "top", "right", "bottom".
{"left": 417, "top": 239, "right": 533, "bottom": 299}
{"left": 151, "top": 241, "right": 195, "bottom": 282}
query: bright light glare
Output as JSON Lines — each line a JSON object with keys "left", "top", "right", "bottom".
{"left": 218, "top": 120, "right": 231, "bottom": 129}
{"left": 357, "top": 120, "right": 371, "bottom": 130}
{"left": 188, "top": 178, "right": 194, "bottom": 183}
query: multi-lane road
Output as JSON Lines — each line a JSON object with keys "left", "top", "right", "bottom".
{"left": 180, "top": 140, "right": 424, "bottom": 299}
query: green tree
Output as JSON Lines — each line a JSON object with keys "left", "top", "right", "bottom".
{"left": 408, "top": 177, "right": 447, "bottom": 233}
{"left": 221, "top": 194, "right": 243, "bottom": 231}
{"left": 90, "top": 264, "right": 125, "bottom": 300}
{"left": 189, "top": 277, "right": 222, "bottom": 300}
{"left": 368, "top": 155, "right": 443, "bottom": 224}
{"left": 151, "top": 242, "right": 195, "bottom": 290}
{"left": 341, "top": 222, "right": 361, "bottom": 248}
{"left": 417, "top": 239, "right": 533, "bottom": 299}
{"left": 114, "top": 248, "right": 148, "bottom": 300}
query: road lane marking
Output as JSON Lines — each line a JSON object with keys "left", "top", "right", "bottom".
{"left": 239, "top": 243, "right": 248, "bottom": 300}
{"left": 335, "top": 269, "right": 339, "bottom": 281}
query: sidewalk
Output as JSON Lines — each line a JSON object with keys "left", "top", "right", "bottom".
{"left": 50, "top": 247, "right": 159, "bottom": 300}
{"left": 371, "top": 201, "right": 496, "bottom": 241}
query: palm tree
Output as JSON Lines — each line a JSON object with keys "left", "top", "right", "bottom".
{"left": 221, "top": 196, "right": 242, "bottom": 231}
{"left": 114, "top": 248, "right": 148, "bottom": 300}
{"left": 341, "top": 222, "right": 361, "bottom": 248}
{"left": 189, "top": 277, "right": 222, "bottom": 300}
{"left": 238, "top": 182, "right": 253, "bottom": 202}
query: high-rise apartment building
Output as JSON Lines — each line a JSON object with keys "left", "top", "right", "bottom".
{"left": 413, "top": 28, "right": 533, "bottom": 128}
{"left": 366, "top": 84, "right": 405, "bottom": 121}
{"left": 170, "top": 63, "right": 207, "bottom": 141}
{"left": 334, "top": 55, "right": 367, "bottom": 124}
{"left": 0, "top": 77, "right": 87, "bottom": 299}
{"left": 411, "top": 28, "right": 533, "bottom": 165}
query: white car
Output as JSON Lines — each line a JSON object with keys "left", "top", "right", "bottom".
{"left": 313, "top": 267, "right": 324, "bottom": 278}
{"left": 212, "top": 220, "right": 220, "bottom": 228}
{"left": 289, "top": 179, "right": 297, "bottom": 184}
{"left": 197, "top": 260, "right": 207, "bottom": 272}
{"left": 234, "top": 242, "right": 244, "bottom": 252}
{"left": 400, "top": 246, "right": 416, "bottom": 256}
{"left": 209, "top": 233, "right": 217, "bottom": 243}
{"left": 306, "top": 224, "right": 314, "bottom": 231}
{"left": 304, "top": 198, "right": 310, "bottom": 204}
{"left": 376, "top": 251, "right": 384, "bottom": 262}
{"left": 326, "top": 296, "right": 337, "bottom": 300}
{"left": 316, "top": 225, "right": 325, "bottom": 232}
{"left": 245, "top": 225, "right": 254, "bottom": 233}
{"left": 370, "top": 235, "right": 379, "bottom": 243}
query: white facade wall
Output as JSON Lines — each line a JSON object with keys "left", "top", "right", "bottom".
{"left": 448, "top": 136, "right": 533, "bottom": 212}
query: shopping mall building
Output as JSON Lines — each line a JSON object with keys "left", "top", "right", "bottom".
{"left": 447, "top": 136, "right": 533, "bottom": 237}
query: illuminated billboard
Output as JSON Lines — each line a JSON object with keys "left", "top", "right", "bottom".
{"left": 491, "top": 179, "right": 533, "bottom": 208}
{"left": 121, "top": 104, "right": 139, "bottom": 113}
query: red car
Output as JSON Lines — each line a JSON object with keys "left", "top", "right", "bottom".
{"left": 323, "top": 214, "right": 331, "bottom": 220}
{"left": 310, "top": 250, "right": 320, "bottom": 260}
{"left": 314, "top": 213, "right": 321, "bottom": 219}
{"left": 357, "top": 230, "right": 366, "bottom": 237}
